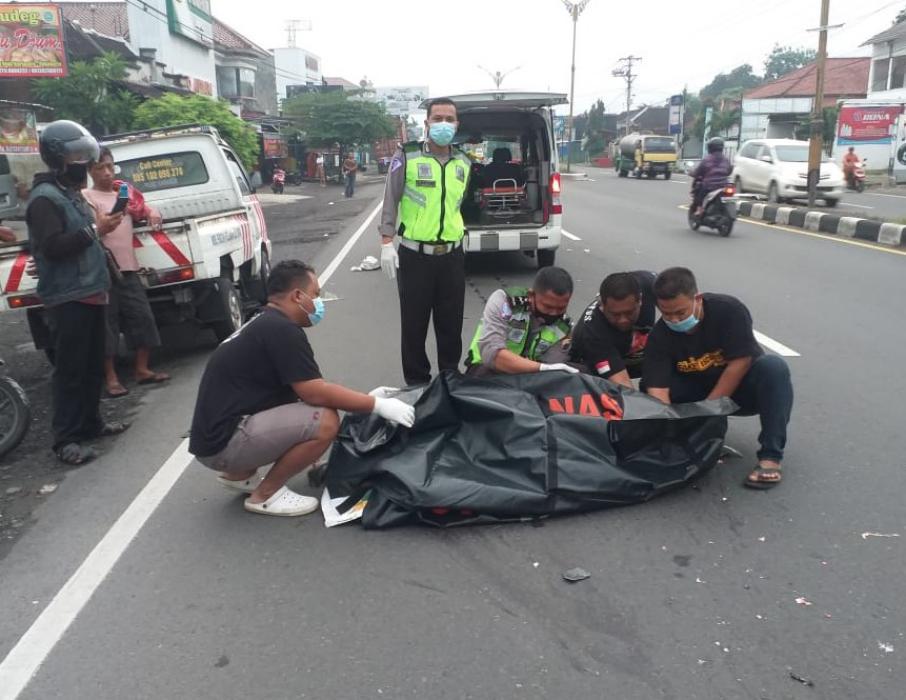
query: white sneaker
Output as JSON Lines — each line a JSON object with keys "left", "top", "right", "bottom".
{"left": 244, "top": 486, "right": 320, "bottom": 517}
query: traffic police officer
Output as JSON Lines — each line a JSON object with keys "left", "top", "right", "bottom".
{"left": 379, "top": 98, "right": 472, "bottom": 386}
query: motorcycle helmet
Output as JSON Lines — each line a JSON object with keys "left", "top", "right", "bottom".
{"left": 706, "top": 137, "right": 725, "bottom": 154}
{"left": 39, "top": 120, "right": 100, "bottom": 172}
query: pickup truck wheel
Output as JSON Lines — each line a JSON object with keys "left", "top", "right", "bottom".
{"left": 664, "top": 171, "right": 672, "bottom": 180}
{"left": 211, "top": 279, "right": 244, "bottom": 341}
{"left": 537, "top": 249, "right": 556, "bottom": 268}
{"left": 0, "top": 377, "right": 30, "bottom": 459}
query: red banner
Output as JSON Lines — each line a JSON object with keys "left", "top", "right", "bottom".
{"left": 837, "top": 105, "right": 903, "bottom": 145}
{"left": 262, "top": 135, "right": 287, "bottom": 159}
{"left": 0, "top": 4, "right": 67, "bottom": 77}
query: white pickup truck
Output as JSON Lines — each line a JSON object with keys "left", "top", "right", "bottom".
{"left": 0, "top": 125, "right": 271, "bottom": 348}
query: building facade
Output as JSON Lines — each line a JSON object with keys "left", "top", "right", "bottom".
{"left": 272, "top": 47, "right": 322, "bottom": 106}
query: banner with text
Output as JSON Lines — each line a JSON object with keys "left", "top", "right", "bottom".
{"left": 837, "top": 105, "right": 904, "bottom": 145}
{"left": 0, "top": 108, "right": 38, "bottom": 153}
{"left": 0, "top": 3, "right": 67, "bottom": 77}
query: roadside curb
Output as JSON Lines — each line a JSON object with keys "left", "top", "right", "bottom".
{"left": 737, "top": 201, "right": 906, "bottom": 246}
{"left": 561, "top": 171, "right": 589, "bottom": 180}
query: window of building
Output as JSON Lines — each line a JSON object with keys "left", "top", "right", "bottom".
{"left": 872, "top": 58, "right": 890, "bottom": 92}
{"left": 217, "top": 66, "right": 255, "bottom": 99}
{"left": 890, "top": 55, "right": 906, "bottom": 91}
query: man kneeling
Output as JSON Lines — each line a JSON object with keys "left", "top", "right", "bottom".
{"left": 464, "top": 266, "right": 578, "bottom": 376}
{"left": 189, "top": 260, "right": 414, "bottom": 516}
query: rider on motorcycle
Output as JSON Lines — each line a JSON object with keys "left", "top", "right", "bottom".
{"left": 691, "top": 137, "right": 732, "bottom": 216}
{"left": 842, "top": 146, "right": 860, "bottom": 187}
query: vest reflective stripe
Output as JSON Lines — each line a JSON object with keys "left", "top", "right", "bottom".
{"left": 398, "top": 142, "right": 470, "bottom": 243}
{"left": 467, "top": 288, "right": 571, "bottom": 366}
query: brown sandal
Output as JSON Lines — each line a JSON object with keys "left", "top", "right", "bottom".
{"left": 744, "top": 466, "right": 782, "bottom": 490}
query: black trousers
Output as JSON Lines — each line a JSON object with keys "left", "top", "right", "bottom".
{"left": 397, "top": 244, "right": 465, "bottom": 385}
{"left": 46, "top": 301, "right": 106, "bottom": 450}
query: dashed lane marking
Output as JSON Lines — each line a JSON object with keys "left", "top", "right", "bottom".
{"left": 753, "top": 331, "right": 800, "bottom": 357}
{"left": 562, "top": 229, "right": 582, "bottom": 241}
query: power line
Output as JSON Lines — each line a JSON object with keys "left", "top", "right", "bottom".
{"left": 612, "top": 55, "right": 641, "bottom": 126}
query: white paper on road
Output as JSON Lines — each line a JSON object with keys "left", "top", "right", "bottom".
{"left": 321, "top": 487, "right": 369, "bottom": 528}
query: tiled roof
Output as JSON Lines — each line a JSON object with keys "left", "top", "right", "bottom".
{"left": 213, "top": 19, "right": 269, "bottom": 57}
{"left": 744, "top": 58, "right": 869, "bottom": 99}
{"left": 323, "top": 76, "right": 359, "bottom": 89}
{"left": 60, "top": 2, "right": 129, "bottom": 40}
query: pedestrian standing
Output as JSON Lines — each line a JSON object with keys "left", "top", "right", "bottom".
{"left": 379, "top": 98, "right": 471, "bottom": 385}
{"left": 342, "top": 151, "right": 357, "bottom": 198}
{"left": 26, "top": 120, "right": 129, "bottom": 465}
{"left": 316, "top": 153, "right": 326, "bottom": 187}
{"left": 84, "top": 147, "right": 170, "bottom": 398}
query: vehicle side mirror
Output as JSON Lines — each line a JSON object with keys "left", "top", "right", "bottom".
{"left": 760, "top": 155, "right": 773, "bottom": 164}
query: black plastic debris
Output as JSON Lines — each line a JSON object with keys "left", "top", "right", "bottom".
{"left": 789, "top": 671, "right": 814, "bottom": 687}
{"left": 326, "top": 371, "right": 735, "bottom": 528}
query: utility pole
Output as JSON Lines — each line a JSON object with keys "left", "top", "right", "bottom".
{"left": 562, "top": 0, "right": 592, "bottom": 173}
{"left": 612, "top": 55, "right": 642, "bottom": 135}
{"left": 806, "top": 0, "right": 841, "bottom": 207}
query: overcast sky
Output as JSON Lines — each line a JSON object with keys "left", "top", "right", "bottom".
{"left": 175, "top": 1, "right": 902, "bottom": 112}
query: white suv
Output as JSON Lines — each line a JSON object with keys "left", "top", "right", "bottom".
{"left": 733, "top": 139, "right": 845, "bottom": 207}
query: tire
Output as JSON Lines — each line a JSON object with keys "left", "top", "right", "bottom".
{"left": 244, "top": 248, "right": 270, "bottom": 305}
{"left": 0, "top": 377, "right": 30, "bottom": 458}
{"left": 687, "top": 207, "right": 700, "bottom": 231}
{"left": 537, "top": 249, "right": 556, "bottom": 268}
{"left": 855, "top": 180, "right": 864, "bottom": 193}
{"left": 824, "top": 198, "right": 838, "bottom": 208}
{"left": 664, "top": 171, "right": 672, "bottom": 180}
{"left": 768, "top": 181, "right": 782, "bottom": 204}
{"left": 211, "top": 278, "right": 244, "bottom": 342}
{"left": 618, "top": 169, "right": 628, "bottom": 178}
{"left": 734, "top": 175, "right": 743, "bottom": 193}
{"left": 718, "top": 219, "right": 734, "bottom": 237}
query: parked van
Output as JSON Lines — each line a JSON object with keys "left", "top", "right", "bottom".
{"left": 423, "top": 91, "right": 567, "bottom": 268}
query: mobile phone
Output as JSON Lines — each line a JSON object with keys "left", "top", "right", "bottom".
{"left": 110, "top": 183, "right": 129, "bottom": 214}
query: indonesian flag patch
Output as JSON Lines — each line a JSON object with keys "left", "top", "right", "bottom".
{"left": 595, "top": 360, "right": 611, "bottom": 375}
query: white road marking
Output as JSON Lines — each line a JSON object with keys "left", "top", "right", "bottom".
{"left": 0, "top": 200, "right": 384, "bottom": 700}
{"left": 837, "top": 202, "right": 873, "bottom": 210}
{"left": 753, "top": 330, "right": 800, "bottom": 357}
{"left": 864, "top": 191, "right": 906, "bottom": 199}
{"left": 562, "top": 229, "right": 582, "bottom": 241}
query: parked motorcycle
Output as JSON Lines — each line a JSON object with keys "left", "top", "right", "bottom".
{"left": 0, "top": 356, "right": 30, "bottom": 458}
{"left": 845, "top": 158, "right": 866, "bottom": 192}
{"left": 271, "top": 168, "right": 286, "bottom": 194}
{"left": 688, "top": 182, "right": 737, "bottom": 237}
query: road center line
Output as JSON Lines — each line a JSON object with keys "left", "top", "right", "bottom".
{"left": 562, "top": 229, "right": 582, "bottom": 241}
{"left": 864, "top": 191, "right": 906, "bottom": 199}
{"left": 0, "top": 200, "right": 384, "bottom": 700}
{"left": 753, "top": 330, "right": 800, "bottom": 357}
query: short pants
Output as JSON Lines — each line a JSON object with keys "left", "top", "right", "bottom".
{"left": 196, "top": 402, "right": 324, "bottom": 473}
{"left": 106, "top": 271, "right": 161, "bottom": 356}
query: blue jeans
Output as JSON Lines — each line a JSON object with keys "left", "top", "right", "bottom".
{"left": 345, "top": 173, "right": 356, "bottom": 197}
{"left": 669, "top": 354, "right": 793, "bottom": 461}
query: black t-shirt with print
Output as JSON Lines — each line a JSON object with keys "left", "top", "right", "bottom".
{"left": 189, "top": 307, "right": 322, "bottom": 457}
{"left": 570, "top": 270, "right": 656, "bottom": 379}
{"left": 642, "top": 293, "right": 763, "bottom": 395}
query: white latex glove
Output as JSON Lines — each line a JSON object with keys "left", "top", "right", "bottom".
{"left": 381, "top": 241, "right": 399, "bottom": 280}
{"left": 539, "top": 363, "right": 580, "bottom": 374}
{"left": 368, "top": 386, "right": 401, "bottom": 399}
{"left": 372, "top": 396, "right": 415, "bottom": 428}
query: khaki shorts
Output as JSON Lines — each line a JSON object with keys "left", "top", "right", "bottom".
{"left": 197, "top": 402, "right": 323, "bottom": 473}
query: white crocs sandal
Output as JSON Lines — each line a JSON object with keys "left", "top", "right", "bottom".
{"left": 217, "top": 468, "right": 267, "bottom": 494}
{"left": 244, "top": 486, "right": 320, "bottom": 517}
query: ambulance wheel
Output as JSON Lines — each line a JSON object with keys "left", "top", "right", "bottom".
{"left": 537, "top": 249, "right": 556, "bottom": 268}
{"left": 664, "top": 171, "right": 672, "bottom": 180}
{"left": 211, "top": 279, "right": 244, "bottom": 341}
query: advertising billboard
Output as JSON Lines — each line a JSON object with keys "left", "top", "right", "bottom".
{"left": 374, "top": 86, "right": 428, "bottom": 117}
{"left": 0, "top": 3, "right": 67, "bottom": 77}
{"left": 0, "top": 107, "right": 38, "bottom": 153}
{"left": 668, "top": 94, "right": 683, "bottom": 136}
{"left": 837, "top": 105, "right": 904, "bottom": 145}
{"left": 262, "top": 135, "right": 288, "bottom": 159}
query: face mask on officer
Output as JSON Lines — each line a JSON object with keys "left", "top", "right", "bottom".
{"left": 529, "top": 289, "right": 571, "bottom": 326}
{"left": 425, "top": 103, "right": 458, "bottom": 147}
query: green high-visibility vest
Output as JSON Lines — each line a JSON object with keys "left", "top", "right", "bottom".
{"left": 466, "top": 287, "right": 572, "bottom": 367}
{"left": 398, "top": 141, "right": 471, "bottom": 243}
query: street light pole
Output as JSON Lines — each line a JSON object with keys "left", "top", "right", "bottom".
{"left": 562, "top": 0, "right": 591, "bottom": 174}
{"left": 807, "top": 0, "right": 832, "bottom": 207}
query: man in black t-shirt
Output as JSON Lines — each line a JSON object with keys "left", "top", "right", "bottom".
{"left": 643, "top": 267, "right": 793, "bottom": 489}
{"left": 570, "top": 270, "right": 656, "bottom": 388}
{"left": 189, "top": 260, "right": 415, "bottom": 517}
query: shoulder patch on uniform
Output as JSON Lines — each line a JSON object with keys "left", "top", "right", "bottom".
{"left": 390, "top": 157, "right": 403, "bottom": 173}
{"left": 500, "top": 300, "right": 512, "bottom": 319}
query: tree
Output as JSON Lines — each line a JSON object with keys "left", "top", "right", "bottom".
{"left": 32, "top": 52, "right": 138, "bottom": 135}
{"left": 282, "top": 91, "right": 396, "bottom": 148}
{"left": 763, "top": 45, "right": 817, "bottom": 82}
{"left": 582, "top": 99, "right": 608, "bottom": 155}
{"left": 132, "top": 94, "right": 259, "bottom": 168}
{"left": 699, "top": 65, "right": 762, "bottom": 100}
{"left": 896, "top": 6, "right": 906, "bottom": 24}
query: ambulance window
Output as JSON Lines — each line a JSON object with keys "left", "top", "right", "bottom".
{"left": 222, "top": 149, "right": 251, "bottom": 195}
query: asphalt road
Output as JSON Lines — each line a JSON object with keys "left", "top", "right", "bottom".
{"left": 1, "top": 171, "right": 904, "bottom": 699}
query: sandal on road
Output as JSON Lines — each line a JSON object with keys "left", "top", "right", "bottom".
{"left": 244, "top": 486, "right": 319, "bottom": 517}
{"left": 105, "top": 384, "right": 129, "bottom": 399}
{"left": 744, "top": 465, "right": 782, "bottom": 490}
{"left": 217, "top": 469, "right": 267, "bottom": 494}
{"left": 56, "top": 443, "right": 98, "bottom": 466}
{"left": 137, "top": 372, "right": 170, "bottom": 386}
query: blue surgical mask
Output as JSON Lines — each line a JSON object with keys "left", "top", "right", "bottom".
{"left": 665, "top": 300, "right": 699, "bottom": 333}
{"left": 299, "top": 292, "right": 325, "bottom": 326}
{"left": 428, "top": 122, "right": 456, "bottom": 147}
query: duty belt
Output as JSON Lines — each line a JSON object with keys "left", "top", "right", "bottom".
{"left": 399, "top": 238, "right": 463, "bottom": 256}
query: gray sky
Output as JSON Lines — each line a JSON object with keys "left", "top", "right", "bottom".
{"left": 220, "top": 1, "right": 897, "bottom": 112}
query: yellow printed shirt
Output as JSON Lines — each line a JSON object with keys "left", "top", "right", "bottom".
{"left": 642, "top": 294, "right": 763, "bottom": 396}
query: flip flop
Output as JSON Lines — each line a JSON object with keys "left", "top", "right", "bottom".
{"left": 244, "top": 486, "right": 320, "bottom": 517}
{"left": 105, "top": 385, "right": 130, "bottom": 399}
{"left": 56, "top": 442, "right": 98, "bottom": 466}
{"left": 744, "top": 466, "right": 782, "bottom": 490}
{"left": 217, "top": 468, "right": 268, "bottom": 494}
{"left": 137, "top": 373, "right": 170, "bottom": 385}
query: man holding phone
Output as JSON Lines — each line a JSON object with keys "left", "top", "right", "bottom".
{"left": 84, "top": 147, "right": 169, "bottom": 398}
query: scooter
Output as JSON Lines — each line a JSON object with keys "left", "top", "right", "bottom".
{"left": 688, "top": 181, "right": 737, "bottom": 237}
{"left": 845, "top": 159, "right": 866, "bottom": 192}
{"left": 271, "top": 169, "right": 286, "bottom": 194}
{"left": 0, "top": 356, "right": 30, "bottom": 458}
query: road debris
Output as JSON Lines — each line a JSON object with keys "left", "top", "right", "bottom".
{"left": 37, "top": 483, "right": 58, "bottom": 496}
{"left": 350, "top": 255, "right": 380, "bottom": 272}
{"left": 532, "top": 561, "right": 539, "bottom": 568}
{"left": 861, "top": 532, "right": 900, "bottom": 540}
{"left": 795, "top": 597, "right": 813, "bottom": 607}
{"left": 757, "top": 536, "right": 766, "bottom": 542}
{"left": 878, "top": 642, "right": 895, "bottom": 654}
{"left": 4, "top": 486, "right": 22, "bottom": 496}
{"left": 562, "top": 567, "right": 590, "bottom": 583}
{"left": 789, "top": 671, "right": 814, "bottom": 687}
